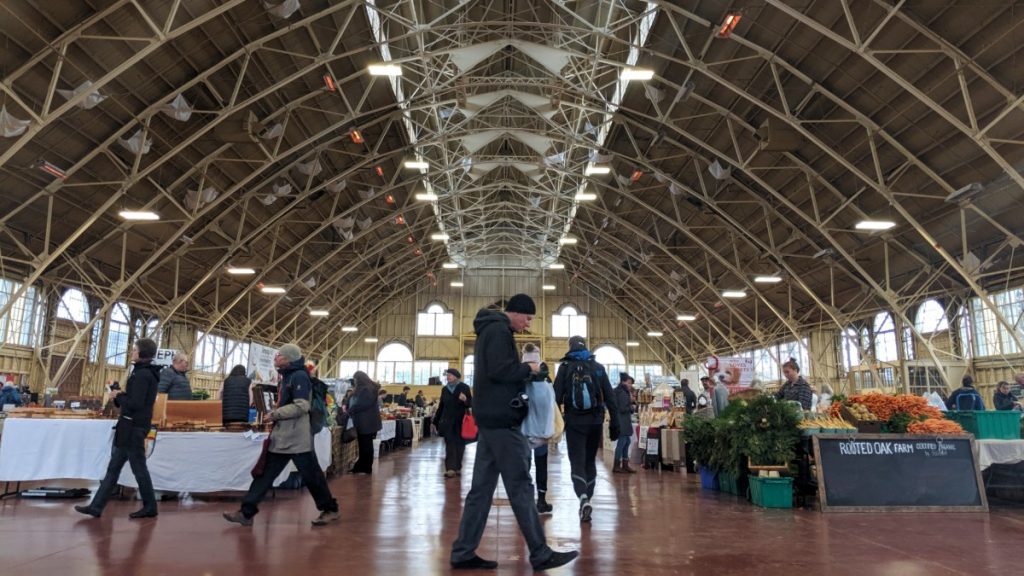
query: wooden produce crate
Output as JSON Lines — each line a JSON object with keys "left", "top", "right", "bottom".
{"left": 840, "top": 405, "right": 884, "bottom": 433}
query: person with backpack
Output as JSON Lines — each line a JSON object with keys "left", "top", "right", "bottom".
{"left": 223, "top": 343, "right": 338, "bottom": 527}
{"left": 946, "top": 375, "right": 986, "bottom": 411}
{"left": 553, "top": 335, "right": 619, "bottom": 524}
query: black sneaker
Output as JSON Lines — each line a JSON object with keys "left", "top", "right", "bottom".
{"left": 223, "top": 511, "right": 253, "bottom": 526}
{"left": 451, "top": 556, "right": 498, "bottom": 570}
{"left": 74, "top": 505, "right": 101, "bottom": 518}
{"left": 537, "top": 500, "right": 553, "bottom": 514}
{"left": 128, "top": 508, "right": 158, "bottom": 519}
{"left": 533, "top": 550, "right": 579, "bottom": 571}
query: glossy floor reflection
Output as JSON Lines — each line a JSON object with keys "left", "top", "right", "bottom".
{"left": 1, "top": 438, "right": 1022, "bottom": 575}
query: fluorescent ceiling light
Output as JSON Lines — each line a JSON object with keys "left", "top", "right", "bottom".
{"left": 626, "top": 341, "right": 640, "bottom": 347}
{"left": 118, "top": 210, "right": 159, "bottom": 221}
{"left": 676, "top": 314, "right": 697, "bottom": 322}
{"left": 442, "top": 262, "right": 459, "bottom": 269}
{"left": 226, "top": 267, "right": 255, "bottom": 275}
{"left": 365, "top": 337, "right": 379, "bottom": 343}
{"left": 548, "top": 263, "right": 565, "bottom": 270}
{"left": 342, "top": 326, "right": 358, "bottom": 332}
{"left": 309, "top": 310, "right": 329, "bottom": 317}
{"left": 260, "top": 286, "right": 286, "bottom": 294}
{"left": 542, "top": 284, "right": 556, "bottom": 291}
{"left": 855, "top": 220, "right": 896, "bottom": 231}
{"left": 585, "top": 166, "right": 611, "bottom": 176}
{"left": 575, "top": 192, "right": 597, "bottom": 201}
{"left": 646, "top": 331, "right": 663, "bottom": 337}
{"left": 559, "top": 237, "right": 578, "bottom": 245}
{"left": 415, "top": 192, "right": 438, "bottom": 201}
{"left": 404, "top": 161, "right": 429, "bottom": 170}
{"left": 722, "top": 290, "right": 747, "bottom": 299}
{"left": 450, "top": 281, "right": 464, "bottom": 287}
{"left": 368, "top": 64, "right": 402, "bottom": 76}
{"left": 430, "top": 233, "right": 449, "bottom": 241}
{"left": 622, "top": 68, "right": 655, "bottom": 81}
{"left": 754, "top": 276, "right": 783, "bottom": 284}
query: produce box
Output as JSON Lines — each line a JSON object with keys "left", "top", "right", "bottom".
{"left": 944, "top": 411, "right": 1021, "bottom": 440}
{"left": 748, "top": 475, "right": 793, "bottom": 508}
{"left": 840, "top": 405, "right": 884, "bottom": 433}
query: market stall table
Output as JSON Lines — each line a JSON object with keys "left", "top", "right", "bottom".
{"left": 0, "top": 418, "right": 330, "bottom": 493}
{"left": 976, "top": 439, "right": 1024, "bottom": 470}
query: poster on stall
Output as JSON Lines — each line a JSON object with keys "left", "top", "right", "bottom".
{"left": 154, "top": 349, "right": 179, "bottom": 367}
{"left": 248, "top": 343, "right": 277, "bottom": 384}
{"left": 712, "top": 356, "right": 755, "bottom": 387}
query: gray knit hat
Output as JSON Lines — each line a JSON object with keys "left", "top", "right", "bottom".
{"left": 279, "top": 343, "right": 302, "bottom": 362}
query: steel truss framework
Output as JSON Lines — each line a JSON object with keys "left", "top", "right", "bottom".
{"left": 0, "top": 0, "right": 1022, "bottom": 386}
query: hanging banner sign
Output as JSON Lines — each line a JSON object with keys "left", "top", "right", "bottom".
{"left": 247, "top": 343, "right": 278, "bottom": 384}
{"left": 712, "top": 356, "right": 755, "bottom": 387}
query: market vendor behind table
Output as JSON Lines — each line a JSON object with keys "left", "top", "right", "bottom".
{"left": 158, "top": 353, "right": 193, "bottom": 400}
{"left": 775, "top": 358, "right": 813, "bottom": 410}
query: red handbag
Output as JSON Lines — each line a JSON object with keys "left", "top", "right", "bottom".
{"left": 461, "top": 412, "right": 478, "bottom": 442}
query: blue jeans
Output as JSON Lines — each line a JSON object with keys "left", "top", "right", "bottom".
{"left": 615, "top": 435, "right": 631, "bottom": 460}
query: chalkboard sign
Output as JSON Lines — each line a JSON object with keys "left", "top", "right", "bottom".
{"left": 813, "top": 434, "right": 988, "bottom": 512}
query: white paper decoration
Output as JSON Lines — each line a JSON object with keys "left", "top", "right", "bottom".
{"left": 357, "top": 217, "right": 373, "bottom": 230}
{"left": 325, "top": 179, "right": 347, "bottom": 193}
{"left": 161, "top": 94, "right": 193, "bottom": 122}
{"left": 118, "top": 130, "right": 151, "bottom": 154}
{"left": 0, "top": 105, "right": 30, "bottom": 137}
{"left": 260, "top": 123, "right": 284, "bottom": 139}
{"left": 261, "top": 194, "right": 277, "bottom": 206}
{"left": 185, "top": 187, "right": 218, "bottom": 210}
{"left": 296, "top": 159, "right": 322, "bottom": 176}
{"left": 265, "top": 0, "right": 300, "bottom": 19}
{"left": 56, "top": 81, "right": 107, "bottom": 110}
{"left": 272, "top": 182, "right": 292, "bottom": 197}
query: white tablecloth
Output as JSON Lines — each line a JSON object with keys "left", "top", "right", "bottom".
{"left": 977, "top": 439, "right": 1024, "bottom": 470}
{"left": 0, "top": 418, "right": 330, "bottom": 492}
{"left": 379, "top": 419, "right": 396, "bottom": 442}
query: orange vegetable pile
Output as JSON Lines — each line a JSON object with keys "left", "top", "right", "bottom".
{"left": 906, "top": 418, "right": 965, "bottom": 435}
{"left": 846, "top": 393, "right": 943, "bottom": 422}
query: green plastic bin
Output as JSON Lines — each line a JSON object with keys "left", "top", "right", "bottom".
{"left": 748, "top": 476, "right": 793, "bottom": 508}
{"left": 719, "top": 471, "right": 737, "bottom": 495}
{"left": 945, "top": 411, "right": 1021, "bottom": 440}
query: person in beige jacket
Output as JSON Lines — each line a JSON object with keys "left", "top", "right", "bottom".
{"left": 223, "top": 343, "right": 338, "bottom": 527}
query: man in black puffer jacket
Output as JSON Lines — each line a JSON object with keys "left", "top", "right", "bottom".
{"left": 450, "top": 294, "right": 578, "bottom": 573}
{"left": 76, "top": 338, "right": 161, "bottom": 519}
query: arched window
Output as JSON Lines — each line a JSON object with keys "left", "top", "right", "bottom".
{"left": 463, "top": 354, "right": 475, "bottom": 387}
{"left": 376, "top": 342, "right": 413, "bottom": 384}
{"left": 873, "top": 312, "right": 898, "bottom": 363}
{"left": 915, "top": 300, "right": 949, "bottom": 334}
{"left": 840, "top": 327, "right": 862, "bottom": 371}
{"left": 552, "top": 304, "right": 587, "bottom": 338}
{"left": 594, "top": 345, "right": 627, "bottom": 378}
{"left": 417, "top": 302, "right": 453, "bottom": 336}
{"left": 105, "top": 302, "right": 132, "bottom": 366}
{"left": 57, "top": 288, "right": 89, "bottom": 324}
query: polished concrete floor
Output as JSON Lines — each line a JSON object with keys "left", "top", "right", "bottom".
{"left": 1, "top": 437, "right": 1023, "bottom": 575}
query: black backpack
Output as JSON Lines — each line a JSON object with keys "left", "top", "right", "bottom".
{"left": 567, "top": 360, "right": 602, "bottom": 413}
{"left": 309, "top": 377, "right": 328, "bottom": 435}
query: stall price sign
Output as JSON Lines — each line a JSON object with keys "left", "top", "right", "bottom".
{"left": 813, "top": 434, "right": 988, "bottom": 512}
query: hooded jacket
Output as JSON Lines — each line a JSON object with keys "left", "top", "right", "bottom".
{"left": 268, "top": 357, "right": 313, "bottom": 454}
{"left": 947, "top": 384, "right": 985, "bottom": 411}
{"left": 612, "top": 383, "right": 633, "bottom": 438}
{"left": 553, "top": 348, "right": 618, "bottom": 431}
{"left": 116, "top": 360, "right": 161, "bottom": 428}
{"left": 158, "top": 366, "right": 192, "bottom": 400}
{"left": 348, "top": 371, "right": 383, "bottom": 435}
{"left": 471, "top": 308, "right": 533, "bottom": 429}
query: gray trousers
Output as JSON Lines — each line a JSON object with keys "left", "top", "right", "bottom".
{"left": 451, "top": 427, "right": 553, "bottom": 567}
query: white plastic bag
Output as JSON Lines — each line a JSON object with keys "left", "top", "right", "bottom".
{"left": 926, "top": 391, "right": 947, "bottom": 412}
{"left": 521, "top": 380, "right": 555, "bottom": 440}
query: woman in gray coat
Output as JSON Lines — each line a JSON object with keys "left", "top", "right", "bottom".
{"left": 612, "top": 373, "right": 636, "bottom": 474}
